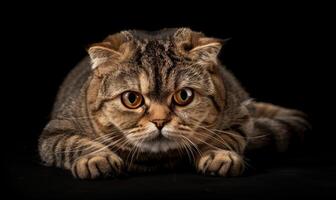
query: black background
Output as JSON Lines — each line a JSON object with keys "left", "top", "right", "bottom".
{"left": 4, "top": 2, "right": 331, "bottom": 199}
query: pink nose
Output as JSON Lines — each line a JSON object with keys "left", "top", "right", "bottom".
{"left": 151, "top": 119, "right": 167, "bottom": 130}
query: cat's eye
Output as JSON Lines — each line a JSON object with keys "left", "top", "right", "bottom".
{"left": 121, "top": 91, "right": 144, "bottom": 109}
{"left": 173, "top": 88, "right": 194, "bottom": 106}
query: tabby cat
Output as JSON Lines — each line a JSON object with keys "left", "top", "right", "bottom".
{"left": 38, "top": 28, "right": 309, "bottom": 179}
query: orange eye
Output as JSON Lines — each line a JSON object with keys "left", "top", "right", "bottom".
{"left": 173, "top": 88, "right": 194, "bottom": 106}
{"left": 121, "top": 91, "right": 144, "bottom": 109}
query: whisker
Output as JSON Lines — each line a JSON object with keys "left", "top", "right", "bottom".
{"left": 212, "top": 129, "right": 269, "bottom": 139}
{"left": 84, "top": 137, "right": 125, "bottom": 156}
{"left": 169, "top": 133, "right": 202, "bottom": 159}
{"left": 192, "top": 136, "right": 221, "bottom": 151}
{"left": 187, "top": 112, "right": 270, "bottom": 141}
{"left": 55, "top": 134, "right": 120, "bottom": 153}
{"left": 126, "top": 139, "right": 143, "bottom": 169}
{"left": 194, "top": 127, "right": 234, "bottom": 151}
{"left": 180, "top": 140, "right": 194, "bottom": 163}
{"left": 184, "top": 140, "right": 196, "bottom": 164}
{"left": 185, "top": 116, "right": 243, "bottom": 150}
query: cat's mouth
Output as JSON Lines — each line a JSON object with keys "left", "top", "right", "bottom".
{"left": 134, "top": 132, "right": 179, "bottom": 153}
{"left": 145, "top": 132, "right": 168, "bottom": 142}
{"left": 138, "top": 129, "right": 171, "bottom": 143}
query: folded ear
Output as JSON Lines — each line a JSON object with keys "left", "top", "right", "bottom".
{"left": 88, "top": 31, "right": 133, "bottom": 69}
{"left": 189, "top": 37, "right": 223, "bottom": 63}
{"left": 174, "top": 28, "right": 225, "bottom": 63}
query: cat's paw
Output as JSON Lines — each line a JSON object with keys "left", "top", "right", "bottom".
{"left": 71, "top": 152, "right": 124, "bottom": 179}
{"left": 197, "top": 150, "right": 244, "bottom": 177}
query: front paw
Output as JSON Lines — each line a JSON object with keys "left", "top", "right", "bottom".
{"left": 197, "top": 150, "right": 244, "bottom": 177}
{"left": 71, "top": 152, "right": 124, "bottom": 179}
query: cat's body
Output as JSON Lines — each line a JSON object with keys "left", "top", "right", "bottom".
{"left": 38, "top": 28, "right": 309, "bottom": 179}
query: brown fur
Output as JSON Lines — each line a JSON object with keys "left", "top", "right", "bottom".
{"left": 38, "top": 28, "right": 309, "bottom": 179}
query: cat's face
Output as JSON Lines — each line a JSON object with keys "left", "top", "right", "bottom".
{"left": 88, "top": 28, "right": 226, "bottom": 153}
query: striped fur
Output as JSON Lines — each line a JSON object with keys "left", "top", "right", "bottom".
{"left": 38, "top": 28, "right": 309, "bottom": 179}
{"left": 246, "top": 102, "right": 309, "bottom": 152}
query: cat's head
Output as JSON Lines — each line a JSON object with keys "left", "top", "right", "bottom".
{"left": 87, "top": 28, "right": 232, "bottom": 153}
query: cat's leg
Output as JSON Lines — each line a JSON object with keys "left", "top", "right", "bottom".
{"left": 246, "top": 102, "right": 310, "bottom": 152}
{"left": 196, "top": 149, "right": 244, "bottom": 176}
{"left": 38, "top": 120, "right": 124, "bottom": 179}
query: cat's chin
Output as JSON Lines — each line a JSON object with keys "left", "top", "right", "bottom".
{"left": 135, "top": 138, "right": 179, "bottom": 153}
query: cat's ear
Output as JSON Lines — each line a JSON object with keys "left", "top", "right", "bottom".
{"left": 188, "top": 37, "right": 224, "bottom": 63}
{"left": 88, "top": 31, "right": 134, "bottom": 69}
{"left": 88, "top": 45, "right": 121, "bottom": 69}
{"left": 174, "top": 28, "right": 226, "bottom": 63}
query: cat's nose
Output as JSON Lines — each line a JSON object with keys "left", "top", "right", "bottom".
{"left": 151, "top": 119, "right": 167, "bottom": 130}
{"left": 148, "top": 103, "right": 171, "bottom": 130}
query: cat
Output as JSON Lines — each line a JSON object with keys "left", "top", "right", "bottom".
{"left": 38, "top": 28, "right": 309, "bottom": 179}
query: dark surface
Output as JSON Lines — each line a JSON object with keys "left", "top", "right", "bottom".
{"left": 7, "top": 144, "right": 336, "bottom": 199}
{"left": 4, "top": 2, "right": 330, "bottom": 199}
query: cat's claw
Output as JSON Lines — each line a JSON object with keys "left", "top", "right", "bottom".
{"left": 71, "top": 152, "right": 124, "bottom": 179}
{"left": 197, "top": 150, "right": 244, "bottom": 177}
